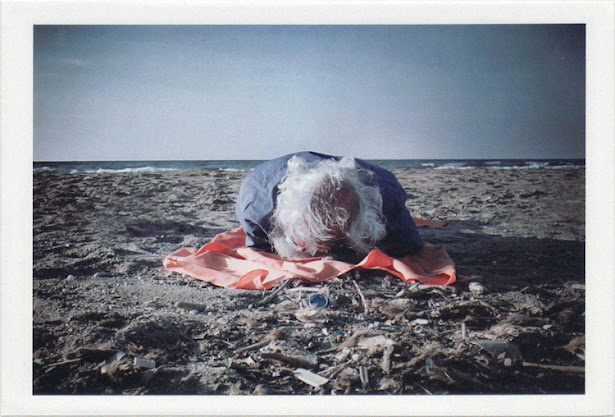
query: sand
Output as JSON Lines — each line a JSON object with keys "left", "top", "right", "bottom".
{"left": 33, "top": 168, "right": 585, "bottom": 395}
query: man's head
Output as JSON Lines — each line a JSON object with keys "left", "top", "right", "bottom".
{"left": 269, "top": 156, "right": 386, "bottom": 259}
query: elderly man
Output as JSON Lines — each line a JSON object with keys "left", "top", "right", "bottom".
{"left": 235, "top": 151, "right": 423, "bottom": 263}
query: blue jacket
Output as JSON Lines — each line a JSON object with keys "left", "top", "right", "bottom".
{"left": 235, "top": 151, "right": 423, "bottom": 260}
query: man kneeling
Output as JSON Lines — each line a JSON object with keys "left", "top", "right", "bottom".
{"left": 235, "top": 151, "right": 423, "bottom": 263}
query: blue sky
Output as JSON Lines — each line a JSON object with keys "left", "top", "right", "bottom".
{"left": 33, "top": 25, "right": 585, "bottom": 161}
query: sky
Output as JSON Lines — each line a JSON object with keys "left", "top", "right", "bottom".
{"left": 33, "top": 25, "right": 585, "bottom": 161}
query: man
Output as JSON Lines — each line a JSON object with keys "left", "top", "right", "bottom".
{"left": 235, "top": 151, "right": 423, "bottom": 263}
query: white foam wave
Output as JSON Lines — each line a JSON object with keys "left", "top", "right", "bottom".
{"left": 71, "top": 166, "right": 181, "bottom": 174}
{"left": 434, "top": 162, "right": 472, "bottom": 170}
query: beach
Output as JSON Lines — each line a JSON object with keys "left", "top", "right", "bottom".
{"left": 33, "top": 167, "right": 585, "bottom": 395}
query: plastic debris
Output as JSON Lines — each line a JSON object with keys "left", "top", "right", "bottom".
{"left": 294, "top": 368, "right": 329, "bottom": 387}
{"left": 309, "top": 293, "right": 328, "bottom": 308}
{"left": 101, "top": 351, "right": 126, "bottom": 374}
{"left": 133, "top": 357, "right": 156, "bottom": 369}
{"left": 328, "top": 331, "right": 349, "bottom": 347}
{"left": 468, "top": 339, "right": 523, "bottom": 360}
{"left": 359, "top": 365, "right": 369, "bottom": 389}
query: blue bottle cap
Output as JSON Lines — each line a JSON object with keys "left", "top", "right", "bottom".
{"left": 309, "top": 293, "right": 329, "bottom": 308}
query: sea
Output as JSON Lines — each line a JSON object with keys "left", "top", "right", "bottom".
{"left": 33, "top": 159, "right": 585, "bottom": 175}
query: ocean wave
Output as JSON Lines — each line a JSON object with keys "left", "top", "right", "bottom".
{"left": 70, "top": 166, "right": 181, "bottom": 174}
{"left": 34, "top": 159, "right": 584, "bottom": 174}
{"left": 434, "top": 162, "right": 473, "bottom": 170}
{"left": 33, "top": 166, "right": 55, "bottom": 173}
{"left": 488, "top": 163, "right": 584, "bottom": 170}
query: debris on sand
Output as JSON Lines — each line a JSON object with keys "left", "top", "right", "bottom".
{"left": 33, "top": 168, "right": 585, "bottom": 395}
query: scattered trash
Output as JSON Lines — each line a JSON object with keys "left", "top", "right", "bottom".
{"left": 328, "top": 331, "right": 349, "bottom": 347}
{"left": 309, "top": 293, "right": 329, "bottom": 308}
{"left": 261, "top": 351, "right": 318, "bottom": 369}
{"left": 100, "top": 351, "right": 126, "bottom": 375}
{"left": 294, "top": 368, "right": 329, "bottom": 388}
{"left": 357, "top": 335, "right": 393, "bottom": 355}
{"left": 133, "top": 357, "right": 156, "bottom": 369}
{"left": 359, "top": 365, "right": 369, "bottom": 389}
{"left": 468, "top": 339, "right": 523, "bottom": 361}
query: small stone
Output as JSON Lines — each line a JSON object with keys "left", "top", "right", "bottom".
{"left": 469, "top": 282, "right": 490, "bottom": 295}
{"left": 66, "top": 274, "right": 76, "bottom": 281}
{"left": 189, "top": 309, "right": 199, "bottom": 315}
{"left": 504, "top": 358, "right": 513, "bottom": 367}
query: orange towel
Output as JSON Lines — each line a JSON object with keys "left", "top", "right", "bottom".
{"left": 163, "top": 219, "right": 455, "bottom": 291}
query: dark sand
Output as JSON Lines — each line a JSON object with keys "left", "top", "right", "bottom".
{"left": 33, "top": 168, "right": 585, "bottom": 395}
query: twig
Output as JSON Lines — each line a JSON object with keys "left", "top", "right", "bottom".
{"left": 442, "top": 366, "right": 493, "bottom": 391}
{"left": 317, "top": 328, "right": 370, "bottom": 354}
{"left": 261, "top": 352, "right": 318, "bottom": 369}
{"left": 393, "top": 351, "right": 431, "bottom": 370}
{"left": 381, "top": 343, "right": 395, "bottom": 374}
{"left": 286, "top": 287, "right": 323, "bottom": 293}
{"left": 233, "top": 340, "right": 270, "bottom": 356}
{"left": 353, "top": 281, "right": 369, "bottom": 314}
{"left": 43, "top": 357, "right": 82, "bottom": 371}
{"left": 522, "top": 362, "right": 585, "bottom": 373}
{"left": 320, "top": 360, "right": 353, "bottom": 379}
{"left": 253, "top": 279, "right": 292, "bottom": 307}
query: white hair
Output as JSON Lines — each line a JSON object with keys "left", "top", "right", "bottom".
{"left": 269, "top": 155, "right": 387, "bottom": 259}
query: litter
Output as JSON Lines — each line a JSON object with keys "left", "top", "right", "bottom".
{"left": 133, "top": 357, "right": 156, "bottom": 369}
{"left": 294, "top": 368, "right": 329, "bottom": 388}
{"left": 101, "top": 351, "right": 126, "bottom": 375}
{"left": 308, "top": 293, "right": 329, "bottom": 308}
{"left": 468, "top": 339, "right": 523, "bottom": 360}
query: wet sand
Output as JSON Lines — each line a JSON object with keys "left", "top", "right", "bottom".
{"left": 33, "top": 168, "right": 585, "bottom": 394}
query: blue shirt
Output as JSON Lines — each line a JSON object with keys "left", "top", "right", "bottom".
{"left": 235, "top": 151, "right": 423, "bottom": 260}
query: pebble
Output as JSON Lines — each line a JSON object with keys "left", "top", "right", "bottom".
{"left": 189, "top": 309, "right": 199, "bottom": 315}
{"left": 66, "top": 274, "right": 76, "bottom": 281}
{"left": 469, "top": 282, "right": 490, "bottom": 295}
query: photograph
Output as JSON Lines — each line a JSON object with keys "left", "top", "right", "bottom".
{"left": 32, "top": 23, "right": 586, "bottom": 395}
{"left": 1, "top": 1, "right": 613, "bottom": 416}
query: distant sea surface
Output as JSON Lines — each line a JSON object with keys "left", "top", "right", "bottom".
{"left": 34, "top": 159, "right": 585, "bottom": 174}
